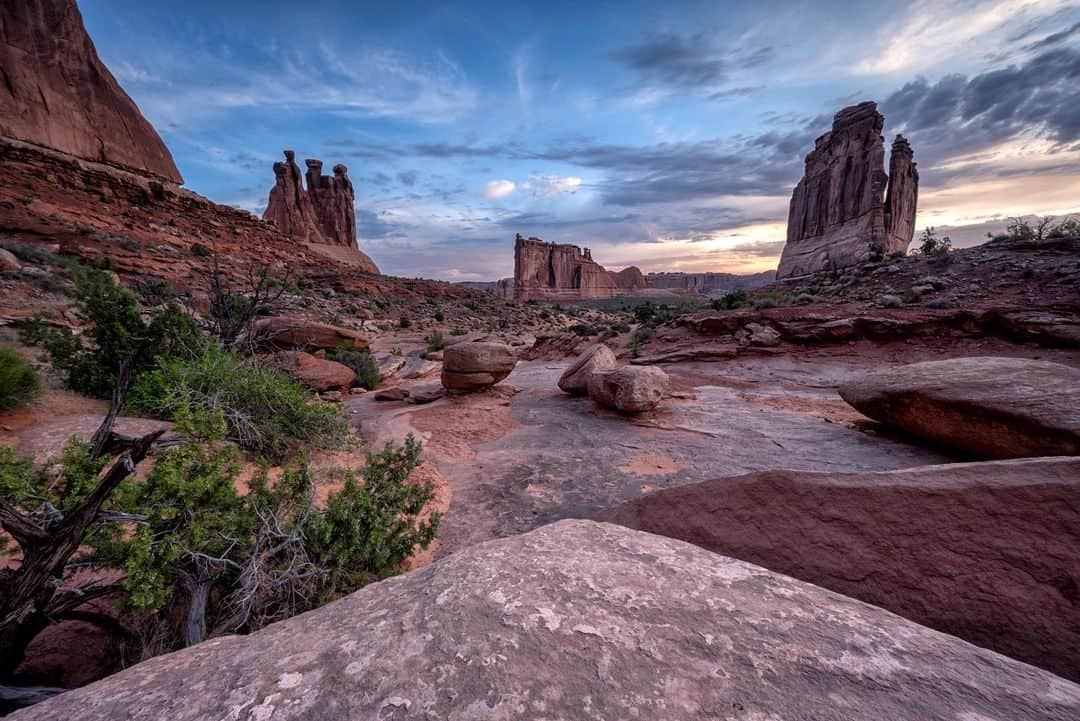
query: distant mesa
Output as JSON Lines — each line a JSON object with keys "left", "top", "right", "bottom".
{"left": 0, "top": 0, "right": 183, "bottom": 183}
{"left": 778, "top": 101, "right": 918, "bottom": 279}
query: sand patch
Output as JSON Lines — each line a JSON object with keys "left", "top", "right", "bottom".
{"left": 410, "top": 391, "right": 520, "bottom": 462}
{"left": 618, "top": 453, "right": 688, "bottom": 477}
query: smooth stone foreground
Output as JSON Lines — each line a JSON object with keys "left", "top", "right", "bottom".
{"left": 839, "top": 356, "right": 1080, "bottom": 458}
{"left": 597, "top": 457, "right": 1080, "bottom": 682}
{"left": 14, "top": 520, "right": 1080, "bottom": 721}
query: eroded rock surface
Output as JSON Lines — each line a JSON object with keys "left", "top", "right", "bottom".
{"left": 557, "top": 343, "right": 617, "bottom": 395}
{"left": 598, "top": 458, "right": 1080, "bottom": 682}
{"left": 839, "top": 356, "right": 1080, "bottom": 457}
{"left": 441, "top": 341, "right": 517, "bottom": 392}
{"left": 13, "top": 520, "right": 1080, "bottom": 721}
{"left": 0, "top": 0, "right": 182, "bottom": 183}
{"left": 588, "top": 365, "right": 668, "bottom": 413}
{"left": 778, "top": 101, "right": 917, "bottom": 278}
{"left": 274, "top": 351, "right": 355, "bottom": 391}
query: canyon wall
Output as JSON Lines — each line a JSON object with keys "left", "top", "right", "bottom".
{"left": 646, "top": 270, "right": 774, "bottom": 294}
{"left": 263, "top": 151, "right": 363, "bottom": 253}
{"left": 0, "top": 0, "right": 182, "bottom": 183}
{"left": 778, "top": 101, "right": 917, "bottom": 279}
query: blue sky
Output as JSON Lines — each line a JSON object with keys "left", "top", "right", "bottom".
{"left": 81, "top": 0, "right": 1080, "bottom": 280}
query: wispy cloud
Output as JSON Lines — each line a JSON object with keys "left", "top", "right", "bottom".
{"left": 484, "top": 179, "right": 517, "bottom": 200}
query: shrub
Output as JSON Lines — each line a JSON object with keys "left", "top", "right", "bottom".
{"left": 0, "top": 347, "right": 40, "bottom": 409}
{"left": 329, "top": 346, "right": 381, "bottom": 390}
{"left": 25, "top": 269, "right": 202, "bottom": 398}
{"left": 399, "top": 317, "right": 411, "bottom": 329}
{"left": 711, "top": 289, "right": 749, "bottom": 311}
{"left": 433, "top": 310, "right": 445, "bottom": 322}
{"left": 191, "top": 242, "right": 213, "bottom": 258}
{"left": 628, "top": 326, "right": 652, "bottom": 357}
{"left": 425, "top": 330, "right": 445, "bottom": 351}
{"left": 569, "top": 323, "right": 599, "bottom": 337}
{"left": 130, "top": 345, "right": 347, "bottom": 462}
{"left": 918, "top": 227, "right": 952, "bottom": 264}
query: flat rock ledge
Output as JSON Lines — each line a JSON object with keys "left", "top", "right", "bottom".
{"left": 14, "top": 520, "right": 1080, "bottom": 721}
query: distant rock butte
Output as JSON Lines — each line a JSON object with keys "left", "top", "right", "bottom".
{"left": 646, "top": 270, "right": 775, "bottom": 294}
{"left": 264, "top": 151, "right": 370, "bottom": 263}
{"left": 510, "top": 234, "right": 642, "bottom": 301}
{"left": 0, "top": 0, "right": 182, "bottom": 183}
{"left": 598, "top": 458, "right": 1080, "bottom": 683}
{"left": 13, "top": 520, "right": 1080, "bottom": 721}
{"left": 778, "top": 101, "right": 918, "bottom": 279}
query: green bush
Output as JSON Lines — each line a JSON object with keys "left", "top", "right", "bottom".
{"left": 328, "top": 346, "right": 381, "bottom": 390}
{"left": 711, "top": 289, "right": 749, "bottom": 311}
{"left": 25, "top": 269, "right": 202, "bottom": 398}
{"left": 425, "top": 330, "right": 445, "bottom": 351}
{"left": 0, "top": 347, "right": 40, "bottom": 410}
{"left": 398, "top": 316, "right": 411, "bottom": 329}
{"left": 130, "top": 345, "right": 347, "bottom": 462}
{"left": 919, "top": 227, "right": 952, "bottom": 257}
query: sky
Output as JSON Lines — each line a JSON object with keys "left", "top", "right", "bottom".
{"left": 80, "top": 0, "right": 1080, "bottom": 281}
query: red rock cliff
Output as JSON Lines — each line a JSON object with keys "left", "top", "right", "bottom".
{"left": 0, "top": 0, "right": 183, "bottom": 183}
{"left": 264, "top": 152, "right": 360, "bottom": 250}
{"left": 778, "top": 101, "right": 917, "bottom": 279}
{"left": 512, "top": 234, "right": 619, "bottom": 301}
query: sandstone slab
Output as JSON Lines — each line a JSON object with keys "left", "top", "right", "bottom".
{"left": 252, "top": 317, "right": 368, "bottom": 353}
{"left": 13, "top": 520, "right": 1080, "bottom": 721}
{"left": 441, "top": 342, "right": 516, "bottom": 392}
{"left": 588, "top": 365, "right": 668, "bottom": 413}
{"left": 557, "top": 343, "right": 616, "bottom": 395}
{"left": 839, "top": 356, "right": 1080, "bottom": 458}
{"left": 598, "top": 457, "right": 1080, "bottom": 682}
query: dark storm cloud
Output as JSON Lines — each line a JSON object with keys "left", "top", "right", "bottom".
{"left": 881, "top": 48, "right": 1080, "bottom": 165}
{"left": 1024, "top": 21, "right": 1080, "bottom": 50}
{"left": 609, "top": 33, "right": 727, "bottom": 87}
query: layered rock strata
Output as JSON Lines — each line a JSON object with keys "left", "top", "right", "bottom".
{"left": 511, "top": 234, "right": 647, "bottom": 301}
{"left": 778, "top": 102, "right": 918, "bottom": 278}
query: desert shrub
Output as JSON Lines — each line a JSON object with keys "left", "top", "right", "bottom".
{"left": 130, "top": 345, "right": 346, "bottom": 462}
{"left": 628, "top": 326, "right": 652, "bottom": 357}
{"left": 433, "top": 310, "right": 445, "bottom": 322}
{"left": 450, "top": 327, "right": 467, "bottom": 336}
{"left": 190, "top": 242, "right": 213, "bottom": 258}
{"left": 25, "top": 269, "right": 202, "bottom": 398}
{"left": 867, "top": 243, "right": 885, "bottom": 262}
{"left": 425, "top": 330, "right": 445, "bottom": 351}
{"left": 926, "top": 297, "right": 954, "bottom": 309}
{"left": 1048, "top": 217, "right": 1080, "bottom": 239}
{"left": 918, "top": 227, "right": 952, "bottom": 264}
{"left": 711, "top": 289, "right": 749, "bottom": 311}
{"left": 399, "top": 316, "right": 411, "bottom": 329}
{"left": 0, "top": 347, "right": 40, "bottom": 410}
{"left": 569, "top": 323, "right": 600, "bottom": 337}
{"left": 30, "top": 411, "right": 439, "bottom": 653}
{"left": 329, "top": 346, "right": 381, "bottom": 390}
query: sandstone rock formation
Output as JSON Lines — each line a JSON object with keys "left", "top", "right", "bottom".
{"left": 273, "top": 351, "right": 355, "bottom": 392}
{"left": 305, "top": 159, "right": 357, "bottom": 249}
{"left": 510, "top": 234, "right": 644, "bottom": 301}
{"left": 14, "top": 520, "right": 1080, "bottom": 721}
{"left": 263, "top": 151, "right": 369, "bottom": 260}
{"left": 588, "top": 365, "right": 669, "bottom": 413}
{"left": 441, "top": 341, "right": 517, "bottom": 392}
{"left": 557, "top": 343, "right": 617, "bottom": 395}
{"left": 250, "top": 316, "right": 368, "bottom": 353}
{"left": 778, "top": 101, "right": 918, "bottom": 278}
{"left": 597, "top": 457, "right": 1080, "bottom": 682}
{"left": 263, "top": 151, "right": 322, "bottom": 244}
{"left": 839, "top": 356, "right": 1080, "bottom": 458}
{"left": 0, "top": 0, "right": 182, "bottom": 183}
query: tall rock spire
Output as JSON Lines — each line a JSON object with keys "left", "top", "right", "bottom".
{"left": 777, "top": 101, "right": 918, "bottom": 279}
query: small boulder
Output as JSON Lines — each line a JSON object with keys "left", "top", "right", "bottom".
{"left": 374, "top": 386, "right": 409, "bottom": 402}
{"left": 588, "top": 366, "right": 669, "bottom": 414}
{"left": 274, "top": 351, "right": 355, "bottom": 392}
{"left": 407, "top": 384, "right": 446, "bottom": 404}
{"left": 558, "top": 343, "right": 617, "bottom": 395}
{"left": 441, "top": 342, "right": 517, "bottom": 393}
{"left": 839, "top": 356, "right": 1080, "bottom": 458}
{"left": 0, "top": 248, "right": 20, "bottom": 272}
{"left": 742, "top": 322, "right": 781, "bottom": 347}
